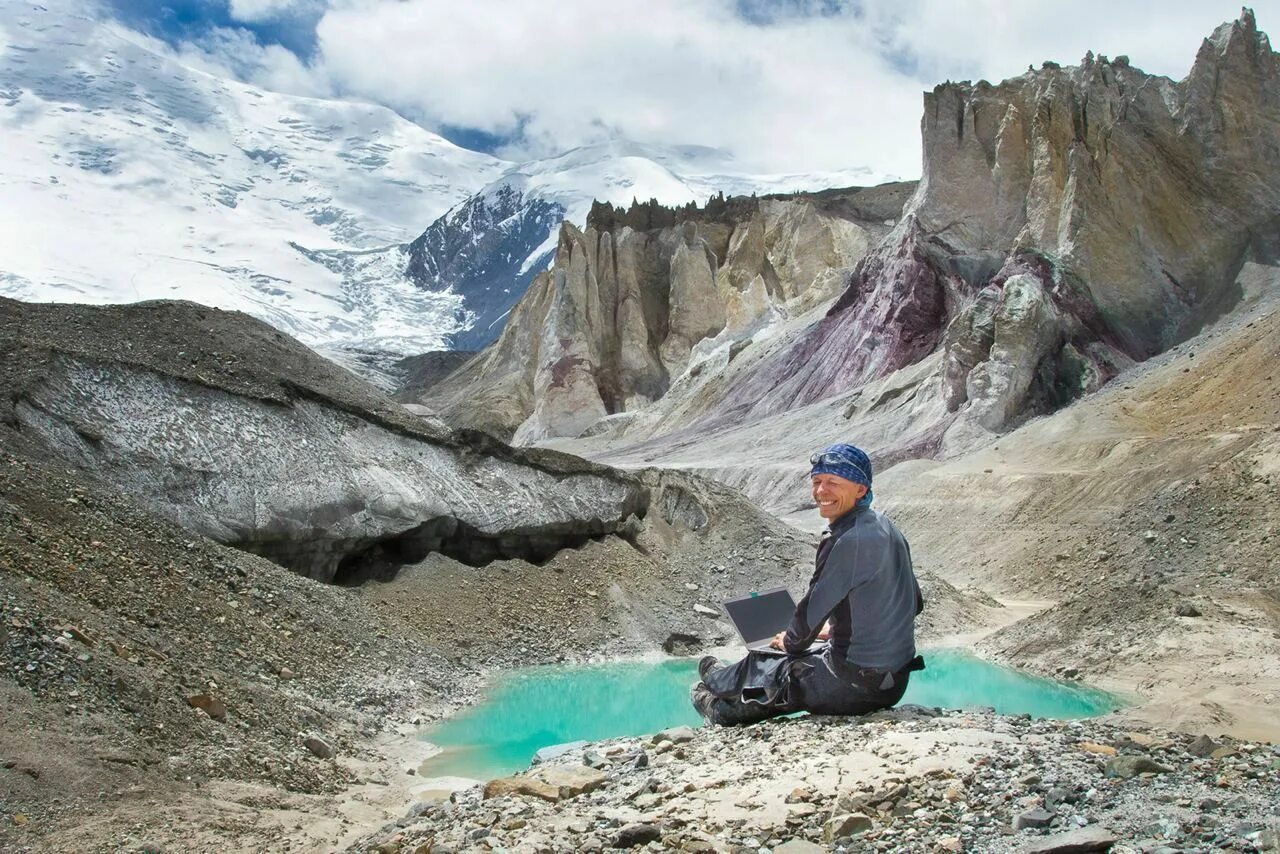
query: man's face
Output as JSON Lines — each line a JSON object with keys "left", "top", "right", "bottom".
{"left": 811, "top": 473, "right": 867, "bottom": 520}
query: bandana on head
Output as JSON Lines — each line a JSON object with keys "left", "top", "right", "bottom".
{"left": 809, "top": 442, "right": 874, "bottom": 510}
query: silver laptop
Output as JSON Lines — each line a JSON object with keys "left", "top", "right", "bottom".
{"left": 721, "top": 587, "right": 825, "bottom": 657}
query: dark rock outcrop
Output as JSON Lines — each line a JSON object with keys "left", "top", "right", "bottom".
{"left": 406, "top": 184, "right": 566, "bottom": 349}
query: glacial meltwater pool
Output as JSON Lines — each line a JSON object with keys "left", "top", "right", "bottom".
{"left": 419, "top": 650, "right": 1119, "bottom": 779}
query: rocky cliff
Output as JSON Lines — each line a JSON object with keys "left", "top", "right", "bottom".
{"left": 422, "top": 184, "right": 913, "bottom": 441}
{"left": 704, "top": 9, "right": 1280, "bottom": 448}
{"left": 422, "top": 11, "right": 1280, "bottom": 462}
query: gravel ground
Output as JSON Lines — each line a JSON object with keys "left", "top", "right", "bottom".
{"left": 348, "top": 707, "right": 1280, "bottom": 853}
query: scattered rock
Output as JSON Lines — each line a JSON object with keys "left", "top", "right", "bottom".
{"left": 1104, "top": 755, "right": 1173, "bottom": 778}
{"left": 693, "top": 604, "right": 719, "bottom": 617}
{"left": 938, "top": 836, "right": 964, "bottom": 852}
{"left": 1175, "top": 602, "right": 1202, "bottom": 617}
{"left": 1188, "top": 734, "right": 1220, "bottom": 757}
{"left": 1077, "top": 741, "right": 1117, "bottom": 757}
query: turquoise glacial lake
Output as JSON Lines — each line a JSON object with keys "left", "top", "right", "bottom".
{"left": 420, "top": 650, "right": 1119, "bottom": 779}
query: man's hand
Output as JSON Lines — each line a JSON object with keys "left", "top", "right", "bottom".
{"left": 817, "top": 621, "right": 832, "bottom": 641}
{"left": 770, "top": 631, "right": 786, "bottom": 650}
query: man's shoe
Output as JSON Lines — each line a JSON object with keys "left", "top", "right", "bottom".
{"left": 689, "top": 683, "right": 717, "bottom": 724}
{"left": 698, "top": 655, "right": 722, "bottom": 681}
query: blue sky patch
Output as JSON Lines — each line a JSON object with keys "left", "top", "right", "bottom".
{"left": 102, "top": 0, "right": 322, "bottom": 58}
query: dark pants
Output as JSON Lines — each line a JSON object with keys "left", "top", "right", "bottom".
{"left": 699, "top": 649, "right": 910, "bottom": 726}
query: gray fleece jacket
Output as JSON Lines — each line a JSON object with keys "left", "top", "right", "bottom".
{"left": 782, "top": 506, "right": 922, "bottom": 671}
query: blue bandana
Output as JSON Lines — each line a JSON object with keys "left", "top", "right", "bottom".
{"left": 809, "top": 443, "right": 874, "bottom": 510}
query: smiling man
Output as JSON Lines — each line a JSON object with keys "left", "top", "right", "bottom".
{"left": 691, "top": 443, "right": 925, "bottom": 726}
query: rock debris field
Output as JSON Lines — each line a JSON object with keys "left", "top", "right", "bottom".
{"left": 350, "top": 707, "right": 1279, "bottom": 853}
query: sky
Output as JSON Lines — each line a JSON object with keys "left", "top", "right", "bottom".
{"left": 101, "top": 0, "right": 1278, "bottom": 178}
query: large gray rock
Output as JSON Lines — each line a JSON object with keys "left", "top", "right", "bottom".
{"left": 0, "top": 299, "right": 648, "bottom": 583}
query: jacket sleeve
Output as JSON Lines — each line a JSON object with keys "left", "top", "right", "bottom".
{"left": 783, "top": 531, "right": 869, "bottom": 653}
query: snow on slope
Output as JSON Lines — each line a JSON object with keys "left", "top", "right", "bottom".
{"left": 0, "top": 1, "right": 506, "bottom": 354}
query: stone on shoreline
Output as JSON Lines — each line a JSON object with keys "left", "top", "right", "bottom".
{"left": 482, "top": 776, "right": 560, "bottom": 802}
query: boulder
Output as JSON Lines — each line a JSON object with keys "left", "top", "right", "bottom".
{"left": 823, "top": 812, "right": 873, "bottom": 842}
{"left": 482, "top": 776, "right": 560, "bottom": 802}
{"left": 1019, "top": 827, "right": 1119, "bottom": 853}
{"left": 185, "top": 694, "right": 227, "bottom": 721}
{"left": 303, "top": 736, "right": 335, "bottom": 760}
{"left": 773, "top": 841, "right": 826, "bottom": 854}
{"left": 612, "top": 823, "right": 661, "bottom": 848}
{"left": 1104, "top": 755, "right": 1173, "bottom": 778}
{"left": 533, "top": 766, "right": 609, "bottom": 799}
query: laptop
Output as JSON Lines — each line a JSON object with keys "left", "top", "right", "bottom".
{"left": 721, "top": 587, "right": 825, "bottom": 657}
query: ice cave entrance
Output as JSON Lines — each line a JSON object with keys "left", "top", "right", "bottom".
{"left": 418, "top": 651, "right": 1120, "bottom": 780}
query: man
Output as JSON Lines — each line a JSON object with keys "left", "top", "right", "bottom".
{"left": 691, "top": 443, "right": 924, "bottom": 726}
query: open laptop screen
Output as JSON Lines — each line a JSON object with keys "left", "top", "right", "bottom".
{"left": 722, "top": 587, "right": 797, "bottom": 647}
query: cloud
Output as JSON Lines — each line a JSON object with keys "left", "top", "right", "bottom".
{"left": 308, "top": 0, "right": 1262, "bottom": 177}
{"left": 866, "top": 0, "right": 1257, "bottom": 86}
{"left": 119, "top": 0, "right": 1271, "bottom": 178}
{"left": 127, "top": 22, "right": 333, "bottom": 98}
{"left": 228, "top": 0, "right": 308, "bottom": 24}
{"left": 313, "top": 0, "right": 929, "bottom": 176}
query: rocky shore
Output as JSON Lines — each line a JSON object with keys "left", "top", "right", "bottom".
{"left": 350, "top": 709, "right": 1279, "bottom": 854}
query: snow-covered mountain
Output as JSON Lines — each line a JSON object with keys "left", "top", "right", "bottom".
{"left": 0, "top": 2, "right": 899, "bottom": 373}
{"left": 403, "top": 141, "right": 893, "bottom": 350}
{"left": 0, "top": 0, "right": 505, "bottom": 356}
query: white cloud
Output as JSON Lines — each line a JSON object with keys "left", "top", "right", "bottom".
{"left": 865, "top": 0, "right": 1263, "bottom": 86}
{"left": 228, "top": 0, "right": 307, "bottom": 23}
{"left": 141, "top": 0, "right": 1277, "bottom": 179}
{"left": 126, "top": 23, "right": 333, "bottom": 99}
{"left": 313, "top": 0, "right": 929, "bottom": 176}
